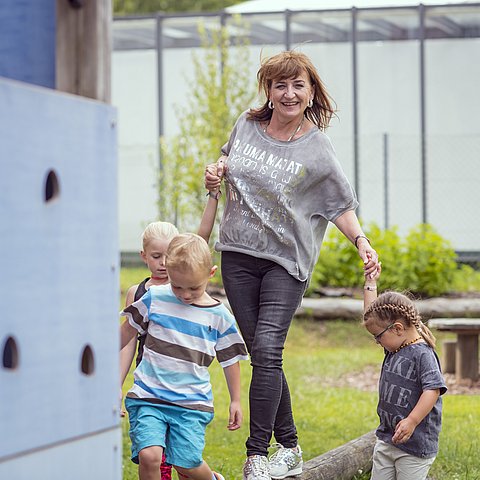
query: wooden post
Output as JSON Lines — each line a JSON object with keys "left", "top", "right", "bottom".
{"left": 442, "top": 339, "right": 456, "bottom": 374}
{"left": 456, "top": 334, "right": 479, "bottom": 382}
{"left": 56, "top": 0, "right": 112, "bottom": 102}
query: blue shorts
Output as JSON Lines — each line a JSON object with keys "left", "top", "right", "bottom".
{"left": 125, "top": 397, "right": 214, "bottom": 468}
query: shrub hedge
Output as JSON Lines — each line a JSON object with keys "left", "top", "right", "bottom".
{"left": 308, "top": 223, "right": 459, "bottom": 297}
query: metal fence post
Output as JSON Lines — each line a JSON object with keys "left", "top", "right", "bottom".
{"left": 383, "top": 132, "right": 389, "bottom": 229}
{"left": 352, "top": 7, "right": 360, "bottom": 215}
{"left": 419, "top": 4, "right": 427, "bottom": 224}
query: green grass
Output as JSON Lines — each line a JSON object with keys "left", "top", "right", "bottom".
{"left": 120, "top": 267, "right": 151, "bottom": 297}
{"left": 120, "top": 269, "right": 480, "bottom": 480}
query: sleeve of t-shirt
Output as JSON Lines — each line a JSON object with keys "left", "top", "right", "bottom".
{"left": 215, "top": 306, "right": 249, "bottom": 368}
{"left": 220, "top": 111, "right": 247, "bottom": 156}
{"left": 312, "top": 133, "right": 359, "bottom": 222}
{"left": 418, "top": 350, "right": 448, "bottom": 395}
{"left": 120, "top": 289, "right": 152, "bottom": 335}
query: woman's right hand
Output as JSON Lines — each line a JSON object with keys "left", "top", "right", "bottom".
{"left": 204, "top": 155, "right": 227, "bottom": 191}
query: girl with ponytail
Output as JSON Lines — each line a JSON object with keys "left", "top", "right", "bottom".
{"left": 363, "top": 265, "right": 447, "bottom": 480}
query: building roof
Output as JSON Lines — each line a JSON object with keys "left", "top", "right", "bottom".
{"left": 113, "top": 1, "right": 480, "bottom": 50}
{"left": 227, "top": 0, "right": 480, "bottom": 13}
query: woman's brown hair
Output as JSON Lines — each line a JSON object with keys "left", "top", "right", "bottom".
{"left": 248, "top": 50, "right": 336, "bottom": 130}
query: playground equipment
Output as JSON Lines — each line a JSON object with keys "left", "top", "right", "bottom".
{"left": 0, "top": 1, "right": 120, "bottom": 478}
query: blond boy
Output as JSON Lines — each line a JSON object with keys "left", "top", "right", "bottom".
{"left": 120, "top": 233, "right": 248, "bottom": 480}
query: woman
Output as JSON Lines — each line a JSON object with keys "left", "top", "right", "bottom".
{"left": 205, "top": 51, "right": 379, "bottom": 480}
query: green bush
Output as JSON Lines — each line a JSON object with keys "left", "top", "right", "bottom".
{"left": 308, "top": 227, "right": 362, "bottom": 291}
{"left": 402, "top": 224, "right": 457, "bottom": 296}
{"left": 309, "top": 223, "right": 459, "bottom": 297}
{"left": 452, "top": 263, "right": 480, "bottom": 292}
{"left": 362, "top": 223, "right": 405, "bottom": 291}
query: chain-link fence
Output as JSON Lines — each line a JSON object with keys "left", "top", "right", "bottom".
{"left": 351, "top": 133, "right": 480, "bottom": 254}
{"left": 113, "top": 4, "right": 480, "bottom": 259}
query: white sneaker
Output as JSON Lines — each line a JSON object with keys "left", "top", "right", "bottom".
{"left": 243, "top": 455, "right": 270, "bottom": 480}
{"left": 268, "top": 443, "right": 303, "bottom": 479}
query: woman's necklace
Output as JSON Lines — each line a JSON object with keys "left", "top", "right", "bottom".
{"left": 263, "top": 116, "right": 305, "bottom": 142}
{"left": 393, "top": 337, "right": 422, "bottom": 354}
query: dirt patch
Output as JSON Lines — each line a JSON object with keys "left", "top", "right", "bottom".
{"left": 322, "top": 365, "right": 480, "bottom": 395}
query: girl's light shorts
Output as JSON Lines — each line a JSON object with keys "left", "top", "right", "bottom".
{"left": 371, "top": 439, "right": 436, "bottom": 480}
{"left": 125, "top": 397, "right": 214, "bottom": 468}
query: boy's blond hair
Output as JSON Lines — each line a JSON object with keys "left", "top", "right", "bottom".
{"left": 166, "top": 233, "right": 213, "bottom": 275}
{"left": 142, "top": 221, "right": 178, "bottom": 250}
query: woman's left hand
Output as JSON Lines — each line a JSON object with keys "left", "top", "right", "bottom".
{"left": 333, "top": 211, "right": 380, "bottom": 277}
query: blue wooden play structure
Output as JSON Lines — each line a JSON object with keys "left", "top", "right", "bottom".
{"left": 0, "top": 1, "right": 121, "bottom": 478}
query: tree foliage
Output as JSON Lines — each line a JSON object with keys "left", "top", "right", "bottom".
{"left": 113, "top": 0, "right": 245, "bottom": 15}
{"left": 158, "top": 19, "right": 256, "bottom": 236}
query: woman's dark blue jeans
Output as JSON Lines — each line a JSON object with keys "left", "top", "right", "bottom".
{"left": 221, "top": 251, "right": 306, "bottom": 457}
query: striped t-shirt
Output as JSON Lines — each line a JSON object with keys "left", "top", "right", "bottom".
{"left": 121, "top": 284, "right": 248, "bottom": 413}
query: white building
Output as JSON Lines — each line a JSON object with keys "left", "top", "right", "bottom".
{"left": 112, "top": 0, "right": 480, "bottom": 258}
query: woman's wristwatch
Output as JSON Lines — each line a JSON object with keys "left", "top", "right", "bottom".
{"left": 354, "top": 234, "right": 370, "bottom": 249}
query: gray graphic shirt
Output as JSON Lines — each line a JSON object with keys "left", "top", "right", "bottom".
{"left": 376, "top": 343, "right": 447, "bottom": 458}
{"left": 217, "top": 112, "right": 358, "bottom": 282}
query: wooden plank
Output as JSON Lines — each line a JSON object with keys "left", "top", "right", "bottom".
{"left": 456, "top": 334, "right": 479, "bottom": 382}
{"left": 0, "top": 77, "right": 118, "bottom": 460}
{"left": 442, "top": 339, "right": 456, "bottom": 374}
{"left": 56, "top": 0, "right": 112, "bottom": 102}
{"left": 429, "top": 318, "right": 479, "bottom": 381}
{"left": 0, "top": 0, "right": 55, "bottom": 87}
{"left": 0, "top": 429, "right": 121, "bottom": 480}
{"left": 429, "top": 318, "right": 480, "bottom": 334}
{"left": 297, "top": 430, "right": 376, "bottom": 480}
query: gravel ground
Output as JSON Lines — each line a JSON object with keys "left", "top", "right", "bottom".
{"left": 321, "top": 364, "right": 480, "bottom": 395}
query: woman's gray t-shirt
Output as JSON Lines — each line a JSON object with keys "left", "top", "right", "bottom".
{"left": 217, "top": 111, "right": 358, "bottom": 282}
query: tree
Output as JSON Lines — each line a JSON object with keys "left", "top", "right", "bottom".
{"left": 158, "top": 18, "right": 256, "bottom": 237}
{"left": 113, "top": 0, "right": 245, "bottom": 15}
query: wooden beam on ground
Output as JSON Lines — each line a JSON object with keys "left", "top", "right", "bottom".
{"left": 296, "top": 297, "right": 480, "bottom": 320}
{"left": 294, "top": 430, "right": 376, "bottom": 480}
{"left": 56, "top": 0, "right": 112, "bottom": 102}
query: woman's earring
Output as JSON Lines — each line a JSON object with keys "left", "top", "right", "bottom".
{"left": 268, "top": 100, "right": 274, "bottom": 109}
{"left": 308, "top": 98, "right": 313, "bottom": 108}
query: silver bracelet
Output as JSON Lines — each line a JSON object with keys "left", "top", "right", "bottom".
{"left": 364, "top": 285, "right": 377, "bottom": 291}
